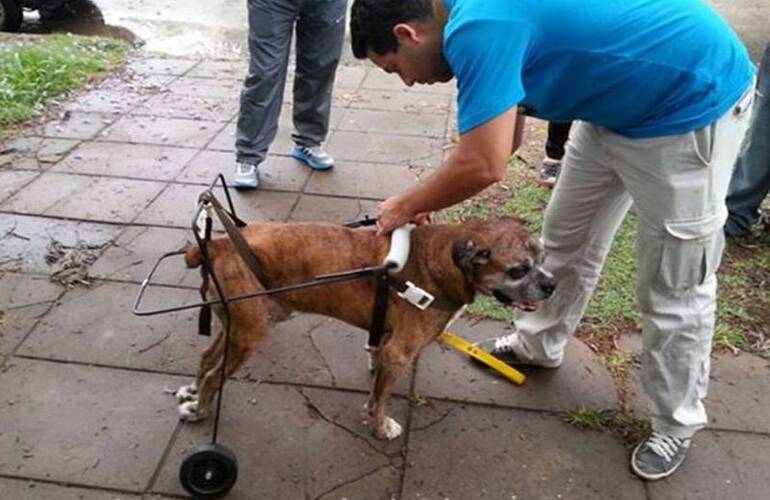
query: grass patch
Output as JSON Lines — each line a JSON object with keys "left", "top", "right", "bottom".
{"left": 563, "top": 406, "right": 651, "bottom": 446}
{"left": 0, "top": 34, "right": 131, "bottom": 136}
{"left": 562, "top": 407, "right": 611, "bottom": 431}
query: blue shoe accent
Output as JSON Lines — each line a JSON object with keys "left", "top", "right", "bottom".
{"left": 233, "top": 162, "right": 259, "bottom": 190}
{"left": 291, "top": 145, "right": 335, "bottom": 171}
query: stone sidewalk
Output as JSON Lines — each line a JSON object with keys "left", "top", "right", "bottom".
{"left": 0, "top": 54, "right": 769, "bottom": 500}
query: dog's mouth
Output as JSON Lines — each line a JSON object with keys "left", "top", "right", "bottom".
{"left": 492, "top": 290, "right": 541, "bottom": 312}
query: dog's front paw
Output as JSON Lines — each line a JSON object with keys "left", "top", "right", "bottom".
{"left": 178, "top": 400, "right": 206, "bottom": 422}
{"left": 174, "top": 383, "right": 198, "bottom": 403}
{"left": 374, "top": 416, "right": 402, "bottom": 440}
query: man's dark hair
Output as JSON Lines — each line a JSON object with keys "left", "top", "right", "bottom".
{"left": 350, "top": 0, "right": 434, "bottom": 58}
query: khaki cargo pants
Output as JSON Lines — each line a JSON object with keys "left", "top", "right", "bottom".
{"left": 510, "top": 85, "right": 755, "bottom": 437}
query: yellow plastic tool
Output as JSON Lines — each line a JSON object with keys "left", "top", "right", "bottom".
{"left": 439, "top": 331, "right": 527, "bottom": 385}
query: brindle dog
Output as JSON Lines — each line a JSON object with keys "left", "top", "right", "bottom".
{"left": 175, "top": 218, "right": 555, "bottom": 440}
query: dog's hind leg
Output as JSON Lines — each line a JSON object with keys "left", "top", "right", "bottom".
{"left": 180, "top": 311, "right": 266, "bottom": 422}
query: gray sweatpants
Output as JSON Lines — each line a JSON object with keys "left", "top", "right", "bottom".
{"left": 510, "top": 83, "right": 755, "bottom": 438}
{"left": 236, "top": 0, "right": 347, "bottom": 165}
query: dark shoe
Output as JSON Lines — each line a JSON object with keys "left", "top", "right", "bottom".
{"left": 473, "top": 333, "right": 562, "bottom": 368}
{"left": 631, "top": 431, "right": 691, "bottom": 481}
{"left": 538, "top": 157, "right": 561, "bottom": 188}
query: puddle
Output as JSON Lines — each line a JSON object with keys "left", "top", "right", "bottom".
{"left": 16, "top": 0, "right": 249, "bottom": 59}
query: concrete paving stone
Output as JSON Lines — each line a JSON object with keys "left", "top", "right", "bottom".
{"left": 90, "top": 226, "right": 199, "bottom": 287}
{"left": 35, "top": 112, "right": 115, "bottom": 140}
{"left": 152, "top": 383, "right": 405, "bottom": 499}
{"left": 185, "top": 59, "right": 247, "bottom": 80}
{"left": 177, "top": 150, "right": 310, "bottom": 192}
{"left": 240, "top": 314, "right": 412, "bottom": 395}
{"left": 126, "top": 56, "right": 198, "bottom": 76}
{"left": 50, "top": 142, "right": 197, "bottom": 181}
{"left": 339, "top": 108, "right": 447, "bottom": 138}
{"left": 1, "top": 172, "right": 166, "bottom": 223}
{"left": 0, "top": 478, "right": 140, "bottom": 500}
{"left": 62, "top": 89, "right": 149, "bottom": 115}
{"left": 414, "top": 317, "right": 618, "bottom": 412}
{"left": 0, "top": 273, "right": 62, "bottom": 358}
{"left": 403, "top": 401, "right": 645, "bottom": 500}
{"left": 132, "top": 92, "right": 239, "bottom": 122}
{"left": 0, "top": 358, "right": 182, "bottom": 491}
{"left": 647, "top": 429, "right": 770, "bottom": 500}
{"left": 704, "top": 352, "right": 770, "bottom": 433}
{"left": 0, "top": 214, "right": 121, "bottom": 275}
{"left": 17, "top": 281, "right": 206, "bottom": 375}
{"left": 305, "top": 160, "right": 422, "bottom": 199}
{"left": 166, "top": 77, "right": 242, "bottom": 100}
{"left": 289, "top": 194, "right": 379, "bottom": 224}
{"left": 326, "top": 130, "right": 444, "bottom": 168}
{"left": 0, "top": 137, "right": 81, "bottom": 170}
{"left": 99, "top": 116, "right": 223, "bottom": 149}
{"left": 337, "top": 88, "right": 452, "bottom": 115}
{"left": 334, "top": 63, "right": 368, "bottom": 89}
{"left": 0, "top": 170, "right": 38, "bottom": 202}
{"left": 361, "top": 68, "right": 457, "bottom": 96}
{"left": 134, "top": 183, "right": 298, "bottom": 227}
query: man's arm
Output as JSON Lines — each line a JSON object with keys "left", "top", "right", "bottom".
{"left": 377, "top": 106, "right": 520, "bottom": 234}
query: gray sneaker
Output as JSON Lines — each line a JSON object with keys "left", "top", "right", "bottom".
{"left": 291, "top": 144, "right": 335, "bottom": 171}
{"left": 473, "top": 333, "right": 562, "bottom": 368}
{"left": 538, "top": 157, "right": 561, "bottom": 188}
{"left": 233, "top": 162, "right": 259, "bottom": 189}
{"left": 631, "top": 431, "right": 691, "bottom": 481}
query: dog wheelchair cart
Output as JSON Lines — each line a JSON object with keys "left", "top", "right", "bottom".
{"left": 133, "top": 175, "right": 525, "bottom": 499}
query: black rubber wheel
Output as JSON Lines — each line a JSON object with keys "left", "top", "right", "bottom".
{"left": 179, "top": 443, "right": 239, "bottom": 499}
{"left": 0, "top": 0, "right": 23, "bottom": 32}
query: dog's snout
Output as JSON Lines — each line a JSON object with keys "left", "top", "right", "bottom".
{"left": 540, "top": 277, "right": 557, "bottom": 296}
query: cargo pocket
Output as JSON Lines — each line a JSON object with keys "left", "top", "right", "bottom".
{"left": 657, "top": 212, "right": 726, "bottom": 290}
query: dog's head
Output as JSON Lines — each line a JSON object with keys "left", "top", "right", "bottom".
{"left": 451, "top": 218, "right": 556, "bottom": 311}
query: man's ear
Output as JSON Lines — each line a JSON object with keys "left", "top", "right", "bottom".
{"left": 452, "top": 239, "right": 491, "bottom": 272}
{"left": 393, "top": 23, "right": 420, "bottom": 45}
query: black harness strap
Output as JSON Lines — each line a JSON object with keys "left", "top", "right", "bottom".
{"left": 367, "top": 269, "right": 392, "bottom": 351}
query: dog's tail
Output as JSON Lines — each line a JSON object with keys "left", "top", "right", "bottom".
{"left": 183, "top": 241, "right": 203, "bottom": 268}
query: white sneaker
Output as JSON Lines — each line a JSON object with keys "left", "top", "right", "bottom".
{"left": 233, "top": 162, "right": 259, "bottom": 189}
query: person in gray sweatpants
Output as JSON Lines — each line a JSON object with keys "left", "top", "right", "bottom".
{"left": 234, "top": 0, "right": 347, "bottom": 189}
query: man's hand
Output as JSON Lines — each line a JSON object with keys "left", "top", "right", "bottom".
{"left": 376, "top": 195, "right": 431, "bottom": 235}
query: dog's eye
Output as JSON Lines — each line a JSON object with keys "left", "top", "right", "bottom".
{"left": 507, "top": 264, "right": 530, "bottom": 280}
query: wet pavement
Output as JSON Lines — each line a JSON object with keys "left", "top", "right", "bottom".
{"left": 1, "top": 2, "right": 770, "bottom": 500}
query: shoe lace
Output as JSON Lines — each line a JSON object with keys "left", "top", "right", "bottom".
{"left": 492, "top": 334, "right": 518, "bottom": 352}
{"left": 645, "top": 432, "right": 684, "bottom": 462}
{"left": 541, "top": 162, "right": 560, "bottom": 178}
{"left": 237, "top": 163, "right": 256, "bottom": 175}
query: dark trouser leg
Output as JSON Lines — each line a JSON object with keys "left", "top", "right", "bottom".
{"left": 235, "top": 0, "right": 299, "bottom": 164}
{"left": 725, "top": 43, "right": 770, "bottom": 237}
{"left": 291, "top": 0, "right": 347, "bottom": 147}
{"left": 545, "top": 121, "right": 573, "bottom": 160}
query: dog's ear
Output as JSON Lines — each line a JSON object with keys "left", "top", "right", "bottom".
{"left": 452, "top": 239, "right": 491, "bottom": 272}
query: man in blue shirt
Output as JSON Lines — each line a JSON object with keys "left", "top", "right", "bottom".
{"left": 351, "top": 0, "right": 755, "bottom": 480}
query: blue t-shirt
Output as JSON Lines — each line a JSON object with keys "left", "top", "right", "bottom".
{"left": 443, "top": 0, "right": 754, "bottom": 138}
